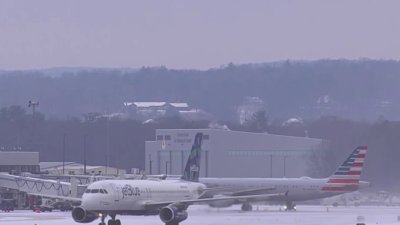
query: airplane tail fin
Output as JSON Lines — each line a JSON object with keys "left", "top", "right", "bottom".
{"left": 322, "top": 146, "right": 367, "bottom": 191}
{"left": 181, "top": 133, "right": 203, "bottom": 182}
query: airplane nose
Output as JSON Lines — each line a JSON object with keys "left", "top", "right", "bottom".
{"left": 81, "top": 194, "right": 100, "bottom": 210}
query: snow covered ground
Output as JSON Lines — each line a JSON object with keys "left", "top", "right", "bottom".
{"left": 1, "top": 205, "right": 400, "bottom": 225}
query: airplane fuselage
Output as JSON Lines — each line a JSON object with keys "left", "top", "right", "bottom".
{"left": 80, "top": 179, "right": 205, "bottom": 214}
{"left": 200, "top": 177, "right": 359, "bottom": 202}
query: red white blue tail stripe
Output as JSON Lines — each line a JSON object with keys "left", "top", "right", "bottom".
{"left": 322, "top": 146, "right": 367, "bottom": 192}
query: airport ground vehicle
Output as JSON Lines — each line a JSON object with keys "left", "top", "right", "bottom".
{"left": 0, "top": 199, "right": 16, "bottom": 212}
{"left": 53, "top": 201, "right": 74, "bottom": 211}
{"left": 32, "top": 204, "right": 53, "bottom": 212}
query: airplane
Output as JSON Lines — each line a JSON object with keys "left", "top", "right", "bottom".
{"left": 199, "top": 145, "right": 369, "bottom": 211}
{"left": 70, "top": 133, "right": 285, "bottom": 225}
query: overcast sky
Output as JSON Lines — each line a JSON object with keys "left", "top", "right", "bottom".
{"left": 0, "top": 0, "right": 399, "bottom": 70}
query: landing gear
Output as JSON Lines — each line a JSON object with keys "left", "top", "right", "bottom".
{"left": 285, "top": 201, "right": 296, "bottom": 211}
{"left": 241, "top": 203, "right": 253, "bottom": 211}
{"left": 107, "top": 213, "right": 121, "bottom": 225}
{"left": 107, "top": 219, "right": 121, "bottom": 225}
{"left": 99, "top": 213, "right": 107, "bottom": 225}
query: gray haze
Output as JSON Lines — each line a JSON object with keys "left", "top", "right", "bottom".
{"left": 0, "top": 0, "right": 399, "bottom": 70}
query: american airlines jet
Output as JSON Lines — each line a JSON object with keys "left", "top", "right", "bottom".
{"left": 70, "top": 133, "right": 284, "bottom": 225}
{"left": 199, "top": 146, "right": 369, "bottom": 211}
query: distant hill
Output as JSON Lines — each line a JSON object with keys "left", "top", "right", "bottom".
{"left": 0, "top": 59, "right": 399, "bottom": 121}
{"left": 0, "top": 67, "right": 139, "bottom": 77}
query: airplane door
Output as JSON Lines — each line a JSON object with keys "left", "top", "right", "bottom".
{"left": 146, "top": 188, "right": 151, "bottom": 200}
{"left": 110, "top": 184, "right": 121, "bottom": 202}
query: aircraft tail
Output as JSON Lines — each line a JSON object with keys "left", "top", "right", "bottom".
{"left": 181, "top": 133, "right": 203, "bottom": 182}
{"left": 322, "top": 145, "right": 367, "bottom": 191}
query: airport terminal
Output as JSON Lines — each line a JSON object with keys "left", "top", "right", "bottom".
{"left": 0, "top": 150, "right": 125, "bottom": 209}
{"left": 0, "top": 151, "right": 40, "bottom": 208}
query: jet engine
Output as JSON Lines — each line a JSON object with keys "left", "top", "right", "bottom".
{"left": 159, "top": 205, "right": 188, "bottom": 224}
{"left": 72, "top": 206, "right": 98, "bottom": 223}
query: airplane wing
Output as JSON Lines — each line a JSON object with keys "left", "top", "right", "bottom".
{"left": 144, "top": 192, "right": 286, "bottom": 209}
{"left": 26, "top": 193, "right": 81, "bottom": 203}
{"left": 198, "top": 186, "right": 276, "bottom": 198}
{"left": 231, "top": 187, "right": 276, "bottom": 196}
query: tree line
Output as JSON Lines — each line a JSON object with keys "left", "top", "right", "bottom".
{"left": 0, "top": 105, "right": 399, "bottom": 190}
{"left": 1, "top": 59, "right": 400, "bottom": 121}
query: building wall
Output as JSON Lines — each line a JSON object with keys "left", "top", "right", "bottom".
{"left": 0, "top": 187, "right": 26, "bottom": 209}
{"left": 0, "top": 151, "right": 39, "bottom": 173}
{"left": 0, "top": 152, "right": 39, "bottom": 165}
{"left": 0, "top": 151, "right": 40, "bottom": 209}
{"left": 145, "top": 129, "right": 327, "bottom": 178}
{"left": 40, "top": 162, "right": 126, "bottom": 176}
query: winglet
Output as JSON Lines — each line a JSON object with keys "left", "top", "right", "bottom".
{"left": 181, "top": 133, "right": 203, "bottom": 182}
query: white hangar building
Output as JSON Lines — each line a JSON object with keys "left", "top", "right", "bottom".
{"left": 145, "top": 129, "right": 327, "bottom": 178}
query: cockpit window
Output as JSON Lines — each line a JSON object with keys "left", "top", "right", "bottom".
{"left": 91, "top": 189, "right": 99, "bottom": 193}
{"left": 85, "top": 189, "right": 91, "bottom": 193}
{"left": 103, "top": 189, "right": 108, "bottom": 194}
{"left": 100, "top": 189, "right": 105, "bottom": 194}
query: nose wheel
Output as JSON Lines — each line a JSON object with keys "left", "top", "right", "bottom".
{"left": 107, "top": 219, "right": 121, "bottom": 225}
{"left": 99, "top": 213, "right": 121, "bottom": 225}
{"left": 108, "top": 214, "right": 121, "bottom": 225}
{"left": 285, "top": 201, "right": 296, "bottom": 211}
{"left": 99, "top": 213, "right": 107, "bottom": 225}
{"left": 241, "top": 203, "right": 253, "bottom": 211}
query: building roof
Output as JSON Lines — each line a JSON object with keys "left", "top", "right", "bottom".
{"left": 40, "top": 162, "right": 124, "bottom": 173}
{"left": 169, "top": 103, "right": 189, "bottom": 108}
{"left": 39, "top": 162, "right": 82, "bottom": 170}
{"left": 134, "top": 102, "right": 167, "bottom": 107}
{"left": 124, "top": 102, "right": 189, "bottom": 108}
{"left": 151, "top": 128, "right": 326, "bottom": 154}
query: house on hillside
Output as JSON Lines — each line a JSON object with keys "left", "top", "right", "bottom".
{"left": 123, "top": 102, "right": 211, "bottom": 121}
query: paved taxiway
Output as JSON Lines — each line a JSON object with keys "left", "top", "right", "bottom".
{"left": 1, "top": 205, "right": 400, "bottom": 225}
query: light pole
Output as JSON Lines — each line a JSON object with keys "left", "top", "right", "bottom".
{"left": 270, "top": 154, "right": 273, "bottom": 178}
{"left": 96, "top": 114, "right": 111, "bottom": 175}
{"left": 149, "top": 154, "right": 153, "bottom": 175}
{"left": 283, "top": 155, "right": 287, "bottom": 177}
{"left": 28, "top": 101, "right": 39, "bottom": 117}
{"left": 28, "top": 100, "right": 39, "bottom": 151}
{"left": 62, "top": 133, "right": 66, "bottom": 175}
{"left": 84, "top": 134, "right": 88, "bottom": 175}
{"left": 106, "top": 116, "right": 110, "bottom": 175}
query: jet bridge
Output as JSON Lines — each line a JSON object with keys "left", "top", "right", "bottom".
{"left": 0, "top": 173, "right": 86, "bottom": 208}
